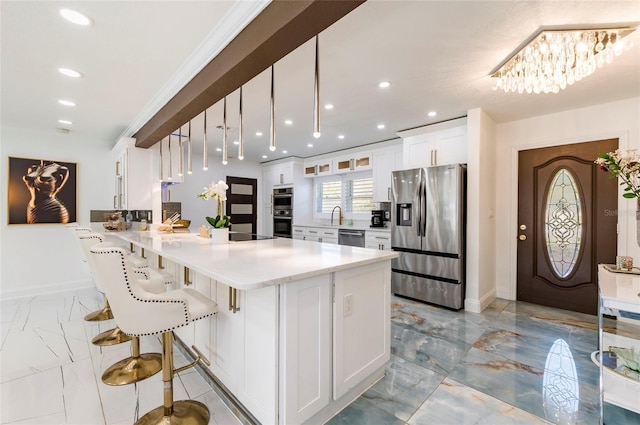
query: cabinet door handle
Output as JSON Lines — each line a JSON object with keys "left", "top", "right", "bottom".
{"left": 228, "top": 287, "right": 239, "bottom": 313}
{"left": 119, "top": 194, "right": 123, "bottom": 209}
{"left": 271, "top": 194, "right": 274, "bottom": 215}
{"left": 114, "top": 195, "right": 117, "bottom": 209}
{"left": 434, "top": 149, "right": 437, "bottom": 165}
{"left": 388, "top": 187, "right": 391, "bottom": 201}
{"left": 183, "top": 267, "right": 192, "bottom": 286}
{"left": 315, "top": 165, "right": 319, "bottom": 175}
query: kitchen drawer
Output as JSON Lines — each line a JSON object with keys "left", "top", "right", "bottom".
{"left": 365, "top": 231, "right": 391, "bottom": 250}
{"left": 306, "top": 235, "right": 338, "bottom": 244}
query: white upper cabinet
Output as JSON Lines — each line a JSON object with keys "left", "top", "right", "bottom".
{"left": 372, "top": 144, "right": 403, "bottom": 202}
{"left": 399, "top": 118, "right": 467, "bottom": 169}
{"left": 272, "top": 162, "right": 294, "bottom": 186}
{"left": 111, "top": 137, "right": 153, "bottom": 210}
{"left": 303, "top": 159, "right": 332, "bottom": 178}
{"left": 333, "top": 151, "right": 372, "bottom": 174}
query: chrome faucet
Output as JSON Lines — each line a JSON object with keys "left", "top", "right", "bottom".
{"left": 331, "top": 206, "right": 343, "bottom": 226}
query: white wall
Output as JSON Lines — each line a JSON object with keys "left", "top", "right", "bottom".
{"left": 465, "top": 108, "right": 497, "bottom": 312}
{"left": 0, "top": 127, "right": 113, "bottom": 299}
{"left": 494, "top": 97, "right": 640, "bottom": 300}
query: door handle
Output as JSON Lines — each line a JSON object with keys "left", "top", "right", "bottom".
{"left": 519, "top": 234, "right": 527, "bottom": 241}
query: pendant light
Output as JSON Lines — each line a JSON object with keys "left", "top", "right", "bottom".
{"left": 313, "top": 35, "right": 321, "bottom": 139}
{"left": 167, "top": 133, "right": 172, "bottom": 181}
{"left": 187, "top": 121, "right": 193, "bottom": 175}
{"left": 177, "top": 126, "right": 184, "bottom": 177}
{"left": 222, "top": 97, "right": 228, "bottom": 165}
{"left": 238, "top": 86, "right": 244, "bottom": 161}
{"left": 269, "top": 64, "right": 276, "bottom": 151}
{"left": 203, "top": 109, "right": 208, "bottom": 171}
{"left": 159, "top": 136, "right": 163, "bottom": 182}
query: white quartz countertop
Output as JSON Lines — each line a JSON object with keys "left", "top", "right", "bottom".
{"left": 293, "top": 222, "right": 390, "bottom": 232}
{"left": 95, "top": 225, "right": 397, "bottom": 291}
{"left": 598, "top": 264, "right": 640, "bottom": 314}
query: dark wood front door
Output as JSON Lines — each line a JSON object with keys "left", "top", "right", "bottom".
{"left": 517, "top": 139, "right": 618, "bottom": 315}
{"left": 226, "top": 176, "right": 257, "bottom": 234}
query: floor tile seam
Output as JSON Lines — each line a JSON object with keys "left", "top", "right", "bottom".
{"left": 399, "top": 371, "right": 447, "bottom": 424}
{"left": 353, "top": 392, "right": 411, "bottom": 425}
{"left": 442, "top": 375, "right": 549, "bottom": 423}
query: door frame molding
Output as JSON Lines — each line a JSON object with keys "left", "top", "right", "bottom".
{"left": 504, "top": 130, "right": 631, "bottom": 300}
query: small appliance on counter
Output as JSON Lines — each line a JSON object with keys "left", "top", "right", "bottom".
{"left": 370, "top": 210, "right": 386, "bottom": 228}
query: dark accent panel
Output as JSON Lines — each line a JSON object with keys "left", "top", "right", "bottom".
{"left": 134, "top": 0, "right": 365, "bottom": 148}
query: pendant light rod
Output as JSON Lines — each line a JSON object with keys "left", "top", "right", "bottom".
{"left": 203, "top": 109, "right": 208, "bottom": 171}
{"left": 177, "top": 126, "right": 184, "bottom": 177}
{"left": 238, "top": 86, "right": 244, "bottom": 161}
{"left": 269, "top": 64, "right": 276, "bottom": 152}
{"left": 222, "top": 97, "right": 228, "bottom": 165}
{"left": 187, "top": 120, "right": 192, "bottom": 175}
{"left": 159, "top": 136, "right": 163, "bottom": 182}
{"left": 167, "top": 133, "right": 172, "bottom": 180}
{"left": 313, "top": 34, "right": 321, "bottom": 139}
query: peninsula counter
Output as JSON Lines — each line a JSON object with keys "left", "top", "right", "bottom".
{"left": 94, "top": 226, "right": 397, "bottom": 425}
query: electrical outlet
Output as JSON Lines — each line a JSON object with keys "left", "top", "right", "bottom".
{"left": 344, "top": 293, "right": 353, "bottom": 317}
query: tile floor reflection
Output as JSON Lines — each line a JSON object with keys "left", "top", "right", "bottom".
{"left": 1, "top": 289, "right": 639, "bottom": 424}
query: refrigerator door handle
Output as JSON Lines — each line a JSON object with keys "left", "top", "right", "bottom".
{"left": 416, "top": 180, "right": 423, "bottom": 237}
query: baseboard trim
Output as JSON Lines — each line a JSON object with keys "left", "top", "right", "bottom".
{"left": 0, "top": 279, "right": 94, "bottom": 300}
{"left": 464, "top": 288, "right": 497, "bottom": 313}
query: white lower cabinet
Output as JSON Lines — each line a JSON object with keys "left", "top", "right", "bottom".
{"left": 333, "top": 261, "right": 391, "bottom": 399}
{"left": 292, "top": 226, "right": 338, "bottom": 244}
{"left": 365, "top": 231, "right": 391, "bottom": 250}
{"left": 280, "top": 274, "right": 332, "bottom": 424}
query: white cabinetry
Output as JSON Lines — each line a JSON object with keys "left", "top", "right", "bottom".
{"left": 333, "top": 261, "right": 390, "bottom": 399}
{"left": 372, "top": 144, "right": 403, "bottom": 202}
{"left": 291, "top": 226, "right": 338, "bottom": 244}
{"left": 303, "top": 159, "right": 332, "bottom": 178}
{"left": 262, "top": 167, "right": 274, "bottom": 237}
{"left": 272, "top": 162, "right": 293, "bottom": 186}
{"left": 111, "top": 137, "right": 153, "bottom": 210}
{"left": 333, "top": 151, "right": 372, "bottom": 174}
{"left": 365, "top": 230, "right": 391, "bottom": 250}
{"left": 400, "top": 118, "right": 467, "bottom": 169}
{"left": 596, "top": 265, "right": 640, "bottom": 420}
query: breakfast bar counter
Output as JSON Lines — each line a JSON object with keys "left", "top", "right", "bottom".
{"left": 93, "top": 225, "right": 397, "bottom": 425}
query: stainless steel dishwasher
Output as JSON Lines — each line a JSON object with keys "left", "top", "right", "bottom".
{"left": 338, "top": 229, "right": 366, "bottom": 247}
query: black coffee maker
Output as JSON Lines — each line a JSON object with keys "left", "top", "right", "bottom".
{"left": 371, "top": 210, "right": 385, "bottom": 227}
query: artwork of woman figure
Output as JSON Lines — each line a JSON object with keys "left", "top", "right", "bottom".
{"left": 22, "top": 160, "right": 70, "bottom": 223}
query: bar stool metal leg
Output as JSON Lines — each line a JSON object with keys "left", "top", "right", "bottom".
{"left": 102, "top": 336, "right": 162, "bottom": 386}
{"left": 84, "top": 297, "right": 114, "bottom": 321}
{"left": 136, "top": 332, "right": 209, "bottom": 425}
{"left": 92, "top": 325, "right": 132, "bottom": 346}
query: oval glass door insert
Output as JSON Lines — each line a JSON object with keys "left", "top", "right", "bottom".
{"left": 544, "top": 168, "right": 583, "bottom": 278}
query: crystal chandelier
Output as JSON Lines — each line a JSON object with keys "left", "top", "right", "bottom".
{"left": 491, "top": 27, "right": 636, "bottom": 94}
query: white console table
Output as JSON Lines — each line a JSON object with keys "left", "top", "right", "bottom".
{"left": 597, "top": 265, "right": 640, "bottom": 423}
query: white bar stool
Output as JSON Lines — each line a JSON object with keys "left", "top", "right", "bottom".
{"left": 89, "top": 245, "right": 217, "bottom": 425}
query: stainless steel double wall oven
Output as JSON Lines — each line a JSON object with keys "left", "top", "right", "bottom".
{"left": 273, "top": 187, "right": 293, "bottom": 238}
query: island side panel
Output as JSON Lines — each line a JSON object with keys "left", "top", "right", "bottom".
{"left": 280, "top": 274, "right": 332, "bottom": 424}
{"left": 333, "top": 260, "right": 391, "bottom": 400}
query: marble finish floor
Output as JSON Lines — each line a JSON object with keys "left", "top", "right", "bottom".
{"left": 2, "top": 288, "right": 639, "bottom": 424}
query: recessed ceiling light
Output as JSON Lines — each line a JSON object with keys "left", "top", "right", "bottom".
{"left": 377, "top": 124, "right": 385, "bottom": 129}
{"left": 58, "top": 99, "right": 76, "bottom": 107}
{"left": 284, "top": 119, "right": 293, "bottom": 125}
{"left": 60, "top": 9, "right": 93, "bottom": 26}
{"left": 233, "top": 141, "right": 239, "bottom": 145}
{"left": 58, "top": 119, "right": 73, "bottom": 125}
{"left": 282, "top": 150, "right": 288, "bottom": 154}
{"left": 256, "top": 131, "right": 263, "bottom": 136}
{"left": 338, "top": 134, "right": 345, "bottom": 139}
{"left": 58, "top": 68, "right": 82, "bottom": 78}
{"left": 324, "top": 104, "right": 334, "bottom": 110}
{"left": 378, "top": 81, "right": 391, "bottom": 88}
{"left": 262, "top": 155, "right": 268, "bottom": 159}
{"left": 215, "top": 148, "right": 222, "bottom": 152}
{"left": 307, "top": 143, "right": 313, "bottom": 147}
{"left": 427, "top": 111, "right": 437, "bottom": 117}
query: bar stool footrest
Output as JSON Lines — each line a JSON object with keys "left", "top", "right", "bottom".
{"left": 135, "top": 400, "right": 209, "bottom": 425}
{"left": 102, "top": 353, "right": 162, "bottom": 386}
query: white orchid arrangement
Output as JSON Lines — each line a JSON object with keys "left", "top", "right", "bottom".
{"left": 595, "top": 149, "right": 640, "bottom": 199}
{"left": 197, "top": 180, "right": 231, "bottom": 228}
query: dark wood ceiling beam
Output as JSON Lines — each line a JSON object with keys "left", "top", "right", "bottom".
{"left": 134, "top": 0, "right": 365, "bottom": 148}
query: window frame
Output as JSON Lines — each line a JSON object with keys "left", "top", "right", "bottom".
{"left": 312, "top": 170, "right": 374, "bottom": 221}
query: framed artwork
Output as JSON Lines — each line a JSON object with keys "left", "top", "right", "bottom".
{"left": 7, "top": 156, "right": 77, "bottom": 224}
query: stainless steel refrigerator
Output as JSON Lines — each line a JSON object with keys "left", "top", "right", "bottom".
{"left": 391, "top": 164, "right": 466, "bottom": 309}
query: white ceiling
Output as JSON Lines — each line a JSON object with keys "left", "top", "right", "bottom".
{"left": 2, "top": 1, "right": 639, "bottom": 164}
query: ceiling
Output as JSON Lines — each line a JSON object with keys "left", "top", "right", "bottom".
{"left": 2, "top": 1, "right": 639, "bottom": 164}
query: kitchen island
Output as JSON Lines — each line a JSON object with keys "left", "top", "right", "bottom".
{"left": 94, "top": 226, "right": 397, "bottom": 425}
